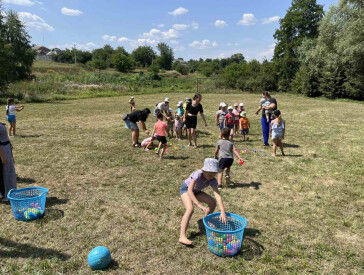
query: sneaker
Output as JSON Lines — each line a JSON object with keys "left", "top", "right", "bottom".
{"left": 225, "top": 175, "right": 230, "bottom": 185}
{"left": 217, "top": 185, "right": 223, "bottom": 190}
{"left": 144, "top": 148, "right": 150, "bottom": 151}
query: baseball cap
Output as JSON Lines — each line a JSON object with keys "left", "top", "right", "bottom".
{"left": 164, "top": 98, "right": 169, "bottom": 102}
{"left": 228, "top": 106, "right": 233, "bottom": 110}
{"left": 234, "top": 103, "right": 238, "bottom": 107}
{"left": 239, "top": 103, "right": 244, "bottom": 107}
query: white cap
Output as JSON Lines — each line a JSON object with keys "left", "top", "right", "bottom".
{"left": 228, "top": 106, "right": 233, "bottom": 110}
{"left": 219, "top": 102, "right": 224, "bottom": 107}
{"left": 164, "top": 98, "right": 169, "bottom": 102}
{"left": 221, "top": 103, "right": 227, "bottom": 107}
{"left": 239, "top": 103, "right": 244, "bottom": 107}
{"left": 168, "top": 108, "right": 172, "bottom": 112}
{"left": 178, "top": 101, "right": 183, "bottom": 106}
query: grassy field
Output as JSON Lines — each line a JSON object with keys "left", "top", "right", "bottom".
{"left": 0, "top": 93, "right": 363, "bottom": 274}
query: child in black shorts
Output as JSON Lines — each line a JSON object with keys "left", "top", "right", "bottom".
{"left": 214, "top": 128, "right": 242, "bottom": 188}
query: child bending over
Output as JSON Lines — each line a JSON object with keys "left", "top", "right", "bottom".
{"left": 179, "top": 158, "right": 227, "bottom": 245}
{"left": 215, "top": 128, "right": 242, "bottom": 188}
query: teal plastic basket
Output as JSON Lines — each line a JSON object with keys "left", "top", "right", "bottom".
{"left": 7, "top": 187, "right": 48, "bottom": 221}
{"left": 203, "top": 212, "right": 247, "bottom": 257}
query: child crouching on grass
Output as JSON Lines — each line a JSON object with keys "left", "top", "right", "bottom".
{"left": 215, "top": 128, "right": 243, "bottom": 189}
{"left": 179, "top": 158, "right": 227, "bottom": 246}
{"left": 151, "top": 113, "right": 167, "bottom": 159}
{"left": 270, "top": 110, "right": 285, "bottom": 157}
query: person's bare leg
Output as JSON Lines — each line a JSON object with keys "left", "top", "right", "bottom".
{"left": 132, "top": 130, "right": 139, "bottom": 145}
{"left": 156, "top": 142, "right": 162, "bottom": 154}
{"left": 217, "top": 171, "right": 223, "bottom": 188}
{"left": 192, "top": 128, "right": 197, "bottom": 148}
{"left": 279, "top": 139, "right": 285, "bottom": 155}
{"left": 230, "top": 129, "right": 234, "bottom": 141}
{"left": 272, "top": 140, "right": 277, "bottom": 157}
{"left": 8, "top": 123, "right": 12, "bottom": 136}
{"left": 160, "top": 144, "right": 166, "bottom": 159}
{"left": 195, "top": 192, "right": 216, "bottom": 214}
{"left": 13, "top": 122, "right": 16, "bottom": 136}
{"left": 187, "top": 129, "right": 192, "bottom": 146}
{"left": 179, "top": 193, "right": 194, "bottom": 245}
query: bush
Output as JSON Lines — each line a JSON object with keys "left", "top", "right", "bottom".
{"left": 175, "top": 63, "right": 189, "bottom": 75}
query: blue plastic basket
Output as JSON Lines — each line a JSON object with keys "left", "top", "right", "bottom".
{"left": 203, "top": 212, "right": 247, "bottom": 257}
{"left": 7, "top": 187, "right": 48, "bottom": 221}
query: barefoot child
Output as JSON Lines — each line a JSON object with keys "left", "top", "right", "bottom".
{"left": 6, "top": 98, "right": 24, "bottom": 136}
{"left": 270, "top": 110, "right": 285, "bottom": 157}
{"left": 179, "top": 158, "right": 227, "bottom": 245}
{"left": 214, "top": 128, "right": 243, "bottom": 188}
{"left": 239, "top": 111, "right": 250, "bottom": 141}
{"left": 151, "top": 113, "right": 168, "bottom": 159}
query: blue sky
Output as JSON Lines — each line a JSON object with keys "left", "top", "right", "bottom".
{"left": 2, "top": 0, "right": 338, "bottom": 61}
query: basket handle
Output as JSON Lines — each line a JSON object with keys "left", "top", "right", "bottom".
{"left": 7, "top": 188, "right": 16, "bottom": 198}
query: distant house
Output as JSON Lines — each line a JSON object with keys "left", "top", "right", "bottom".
{"left": 32, "top": 45, "right": 62, "bottom": 61}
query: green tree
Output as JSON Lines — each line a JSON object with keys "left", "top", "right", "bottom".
{"left": 273, "top": 0, "right": 324, "bottom": 91}
{"left": 157, "top": 43, "right": 174, "bottom": 70}
{"left": 223, "top": 63, "right": 249, "bottom": 89}
{"left": 0, "top": 4, "right": 10, "bottom": 89}
{"left": 3, "top": 10, "right": 35, "bottom": 83}
{"left": 113, "top": 53, "right": 133, "bottom": 72}
{"left": 131, "top": 46, "right": 156, "bottom": 67}
{"left": 198, "top": 62, "right": 214, "bottom": 77}
{"left": 230, "top": 53, "right": 246, "bottom": 64}
{"left": 92, "top": 45, "right": 115, "bottom": 68}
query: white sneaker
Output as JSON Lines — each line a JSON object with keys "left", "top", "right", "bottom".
{"left": 225, "top": 175, "right": 231, "bottom": 185}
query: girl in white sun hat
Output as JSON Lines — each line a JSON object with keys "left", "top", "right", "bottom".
{"left": 179, "top": 158, "right": 227, "bottom": 245}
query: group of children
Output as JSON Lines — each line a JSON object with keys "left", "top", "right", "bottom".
{"left": 216, "top": 102, "right": 250, "bottom": 142}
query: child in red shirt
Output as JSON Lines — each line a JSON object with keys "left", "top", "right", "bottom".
{"left": 151, "top": 113, "right": 168, "bottom": 159}
{"left": 224, "top": 106, "right": 235, "bottom": 140}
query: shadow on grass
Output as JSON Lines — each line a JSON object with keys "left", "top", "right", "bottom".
{"left": 0, "top": 237, "right": 70, "bottom": 260}
{"left": 108, "top": 259, "right": 120, "bottom": 270}
{"left": 281, "top": 154, "right": 303, "bottom": 158}
{"left": 228, "top": 181, "right": 261, "bottom": 190}
{"left": 17, "top": 134, "right": 42, "bottom": 138}
{"left": 235, "top": 228, "right": 264, "bottom": 260}
{"left": 46, "top": 197, "right": 69, "bottom": 207}
{"left": 196, "top": 130, "right": 211, "bottom": 137}
{"left": 16, "top": 176, "right": 36, "bottom": 184}
{"left": 200, "top": 144, "right": 215, "bottom": 149}
{"left": 165, "top": 155, "right": 189, "bottom": 160}
{"left": 36, "top": 209, "right": 64, "bottom": 223}
{"left": 283, "top": 143, "right": 300, "bottom": 148}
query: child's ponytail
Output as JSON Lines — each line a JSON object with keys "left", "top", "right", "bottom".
{"left": 273, "top": 110, "right": 282, "bottom": 126}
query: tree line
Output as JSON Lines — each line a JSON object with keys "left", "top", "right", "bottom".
{"left": 1, "top": 0, "right": 363, "bottom": 100}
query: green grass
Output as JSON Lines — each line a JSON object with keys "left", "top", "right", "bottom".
{"left": 0, "top": 93, "right": 363, "bottom": 274}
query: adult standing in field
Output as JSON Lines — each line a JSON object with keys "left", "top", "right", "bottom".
{"left": 0, "top": 122, "right": 16, "bottom": 202}
{"left": 123, "top": 108, "right": 151, "bottom": 147}
{"left": 156, "top": 98, "right": 171, "bottom": 121}
{"left": 255, "top": 91, "right": 277, "bottom": 146}
{"left": 183, "top": 93, "right": 207, "bottom": 148}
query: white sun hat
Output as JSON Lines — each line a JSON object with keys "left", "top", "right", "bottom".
{"left": 228, "top": 106, "right": 233, "bottom": 110}
{"left": 201, "top": 158, "right": 220, "bottom": 173}
{"left": 164, "top": 97, "right": 170, "bottom": 102}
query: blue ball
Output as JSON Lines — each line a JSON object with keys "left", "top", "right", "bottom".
{"left": 87, "top": 246, "right": 112, "bottom": 270}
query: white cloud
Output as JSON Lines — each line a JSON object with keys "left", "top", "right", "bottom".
{"left": 3, "top": 0, "right": 35, "bottom": 6}
{"left": 136, "top": 38, "right": 158, "bottom": 46}
{"left": 237, "top": 13, "right": 258, "bottom": 26}
{"left": 169, "top": 40, "right": 179, "bottom": 45}
{"left": 191, "top": 21, "right": 199, "bottom": 30}
{"left": 157, "top": 24, "right": 165, "bottom": 28}
{"left": 142, "top": 28, "right": 178, "bottom": 40}
{"left": 117, "top": 37, "right": 129, "bottom": 43}
{"left": 189, "top": 39, "right": 218, "bottom": 50}
{"left": 168, "top": 7, "right": 188, "bottom": 16}
{"left": 102, "top": 35, "right": 117, "bottom": 42}
{"left": 172, "top": 24, "right": 189, "bottom": 31}
{"left": 227, "top": 42, "right": 239, "bottom": 46}
{"left": 215, "top": 20, "right": 228, "bottom": 29}
{"left": 18, "top": 12, "right": 54, "bottom": 31}
{"left": 262, "top": 16, "right": 280, "bottom": 24}
{"left": 65, "top": 42, "right": 98, "bottom": 51}
{"left": 61, "top": 7, "right": 83, "bottom": 16}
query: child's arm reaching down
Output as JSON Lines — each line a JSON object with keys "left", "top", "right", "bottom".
{"left": 188, "top": 180, "right": 210, "bottom": 215}
{"left": 211, "top": 186, "right": 227, "bottom": 223}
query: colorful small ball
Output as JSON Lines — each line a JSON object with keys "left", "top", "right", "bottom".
{"left": 87, "top": 246, "right": 112, "bottom": 270}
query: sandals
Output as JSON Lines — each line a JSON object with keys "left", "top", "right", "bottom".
{"left": 132, "top": 143, "right": 141, "bottom": 148}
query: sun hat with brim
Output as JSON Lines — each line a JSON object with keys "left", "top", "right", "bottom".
{"left": 201, "top": 158, "right": 220, "bottom": 173}
{"left": 221, "top": 103, "right": 227, "bottom": 108}
{"left": 165, "top": 98, "right": 170, "bottom": 102}
{"left": 239, "top": 103, "right": 244, "bottom": 107}
{"left": 241, "top": 111, "right": 247, "bottom": 118}
{"left": 228, "top": 106, "right": 233, "bottom": 110}
{"left": 234, "top": 103, "right": 238, "bottom": 106}
{"left": 168, "top": 108, "right": 173, "bottom": 112}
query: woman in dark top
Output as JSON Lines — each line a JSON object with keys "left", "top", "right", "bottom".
{"left": 255, "top": 91, "right": 277, "bottom": 146}
{"left": 123, "top": 108, "right": 151, "bottom": 147}
{"left": 183, "top": 93, "right": 207, "bottom": 148}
